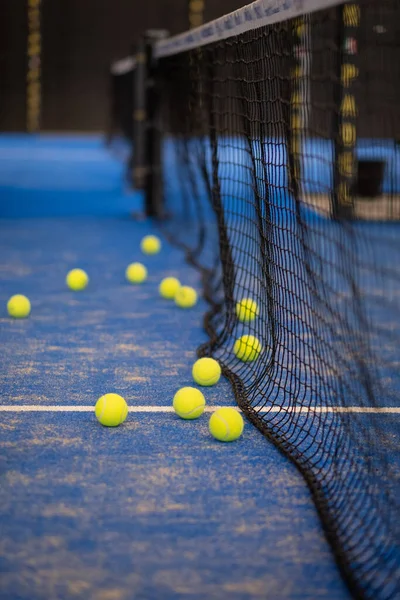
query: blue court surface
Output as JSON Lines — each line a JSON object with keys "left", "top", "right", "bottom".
{"left": 0, "top": 135, "right": 396, "bottom": 599}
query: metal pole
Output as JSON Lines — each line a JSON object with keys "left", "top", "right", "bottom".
{"left": 133, "top": 31, "right": 168, "bottom": 218}
{"left": 132, "top": 39, "right": 148, "bottom": 192}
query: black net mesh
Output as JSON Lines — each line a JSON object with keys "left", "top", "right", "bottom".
{"left": 155, "top": 1, "right": 400, "bottom": 598}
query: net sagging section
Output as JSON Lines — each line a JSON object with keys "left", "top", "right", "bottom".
{"left": 150, "top": 0, "right": 400, "bottom": 597}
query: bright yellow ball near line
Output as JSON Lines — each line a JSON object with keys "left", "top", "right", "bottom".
{"left": 126, "top": 262, "right": 147, "bottom": 284}
{"left": 159, "top": 276, "right": 180, "bottom": 299}
{"left": 140, "top": 235, "right": 161, "bottom": 255}
{"left": 95, "top": 393, "right": 128, "bottom": 427}
{"left": 7, "top": 294, "right": 31, "bottom": 318}
{"left": 66, "top": 268, "right": 89, "bottom": 291}
{"left": 236, "top": 298, "right": 259, "bottom": 322}
{"left": 209, "top": 407, "right": 244, "bottom": 441}
{"left": 192, "top": 357, "right": 221, "bottom": 386}
{"left": 175, "top": 285, "right": 197, "bottom": 308}
{"left": 173, "top": 387, "right": 205, "bottom": 419}
{"left": 233, "top": 334, "right": 262, "bottom": 362}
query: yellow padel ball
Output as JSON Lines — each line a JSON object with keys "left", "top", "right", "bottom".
{"left": 236, "top": 298, "right": 259, "bottom": 322}
{"left": 7, "top": 294, "right": 31, "bottom": 318}
{"left": 140, "top": 235, "right": 161, "bottom": 255}
{"left": 175, "top": 286, "right": 197, "bottom": 308}
{"left": 126, "top": 262, "right": 147, "bottom": 284}
{"left": 233, "top": 334, "right": 262, "bottom": 362}
{"left": 95, "top": 393, "right": 128, "bottom": 427}
{"left": 66, "top": 268, "right": 89, "bottom": 291}
{"left": 173, "top": 387, "right": 205, "bottom": 420}
{"left": 192, "top": 357, "right": 221, "bottom": 386}
{"left": 159, "top": 277, "right": 181, "bottom": 299}
{"left": 209, "top": 407, "right": 244, "bottom": 442}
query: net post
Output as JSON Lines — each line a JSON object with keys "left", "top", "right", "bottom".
{"left": 132, "top": 38, "right": 148, "bottom": 196}
{"left": 133, "top": 30, "right": 168, "bottom": 219}
{"left": 332, "top": 3, "right": 360, "bottom": 219}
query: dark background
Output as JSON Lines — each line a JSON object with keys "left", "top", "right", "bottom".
{"left": 0, "top": 0, "right": 398, "bottom": 136}
{"left": 0, "top": 0, "right": 243, "bottom": 132}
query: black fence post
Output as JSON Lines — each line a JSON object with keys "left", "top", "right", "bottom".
{"left": 132, "top": 39, "right": 148, "bottom": 194}
{"left": 133, "top": 30, "right": 168, "bottom": 219}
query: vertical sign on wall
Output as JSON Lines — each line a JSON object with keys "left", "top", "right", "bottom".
{"left": 188, "top": 0, "right": 204, "bottom": 29}
{"left": 290, "top": 17, "right": 306, "bottom": 197}
{"left": 334, "top": 3, "right": 359, "bottom": 217}
{"left": 27, "top": 0, "right": 41, "bottom": 132}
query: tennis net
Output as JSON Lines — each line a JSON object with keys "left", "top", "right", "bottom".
{"left": 130, "top": 0, "right": 400, "bottom": 597}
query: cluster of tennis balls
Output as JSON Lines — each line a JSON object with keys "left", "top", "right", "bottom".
{"left": 95, "top": 357, "right": 245, "bottom": 442}
{"left": 5, "top": 234, "right": 198, "bottom": 319}
{"left": 126, "top": 237, "right": 263, "bottom": 362}
{"left": 125, "top": 235, "right": 198, "bottom": 309}
{"left": 94, "top": 233, "right": 263, "bottom": 442}
{"left": 6, "top": 232, "right": 262, "bottom": 442}
{"left": 173, "top": 358, "right": 244, "bottom": 442}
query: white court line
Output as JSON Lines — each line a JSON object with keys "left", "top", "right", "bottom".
{"left": 0, "top": 405, "right": 399, "bottom": 414}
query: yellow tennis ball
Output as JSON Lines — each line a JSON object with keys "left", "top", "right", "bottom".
{"left": 95, "top": 393, "right": 128, "bottom": 427}
{"left": 66, "top": 268, "right": 89, "bottom": 291}
{"left": 192, "top": 357, "right": 221, "bottom": 386}
{"left": 209, "top": 407, "right": 244, "bottom": 442}
{"left": 141, "top": 235, "right": 161, "bottom": 255}
{"left": 175, "top": 286, "right": 197, "bottom": 308}
{"left": 236, "top": 298, "right": 259, "bottom": 322}
{"left": 233, "top": 334, "right": 262, "bottom": 362}
{"left": 159, "top": 277, "right": 180, "bottom": 299}
{"left": 173, "top": 387, "right": 205, "bottom": 419}
{"left": 126, "top": 262, "right": 147, "bottom": 284}
{"left": 7, "top": 294, "right": 31, "bottom": 318}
